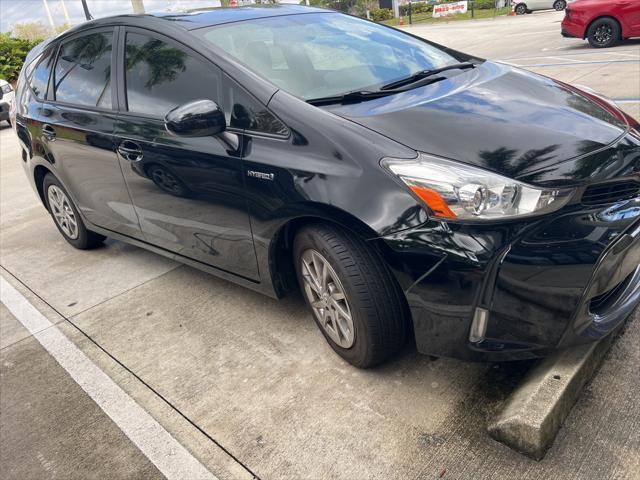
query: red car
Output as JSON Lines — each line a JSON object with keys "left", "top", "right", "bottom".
{"left": 562, "top": 0, "right": 640, "bottom": 48}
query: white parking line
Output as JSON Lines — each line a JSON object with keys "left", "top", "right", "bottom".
{"left": 0, "top": 275, "right": 218, "bottom": 480}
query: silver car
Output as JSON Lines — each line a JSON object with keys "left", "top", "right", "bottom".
{"left": 513, "top": 0, "right": 567, "bottom": 14}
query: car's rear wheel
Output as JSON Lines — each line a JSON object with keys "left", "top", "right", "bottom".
{"left": 514, "top": 3, "right": 527, "bottom": 15}
{"left": 43, "top": 173, "right": 106, "bottom": 249}
{"left": 294, "top": 223, "right": 407, "bottom": 368}
{"left": 587, "top": 18, "right": 620, "bottom": 48}
{"left": 553, "top": 0, "right": 566, "bottom": 11}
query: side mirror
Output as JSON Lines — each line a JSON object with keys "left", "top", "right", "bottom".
{"left": 164, "top": 99, "right": 226, "bottom": 137}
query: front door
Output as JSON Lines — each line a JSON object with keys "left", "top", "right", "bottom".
{"left": 618, "top": 1, "right": 640, "bottom": 36}
{"left": 113, "top": 27, "right": 259, "bottom": 280}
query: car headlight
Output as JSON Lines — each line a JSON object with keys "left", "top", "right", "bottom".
{"left": 1, "top": 84, "right": 12, "bottom": 94}
{"left": 382, "top": 154, "right": 573, "bottom": 221}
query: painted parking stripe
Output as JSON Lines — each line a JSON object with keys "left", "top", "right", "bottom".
{"left": 501, "top": 49, "right": 640, "bottom": 61}
{"left": 507, "top": 59, "right": 639, "bottom": 68}
{"left": 0, "top": 275, "right": 218, "bottom": 480}
{"left": 613, "top": 98, "right": 640, "bottom": 103}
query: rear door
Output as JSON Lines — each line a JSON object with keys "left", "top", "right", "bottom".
{"left": 113, "top": 27, "right": 260, "bottom": 280}
{"left": 40, "top": 27, "right": 141, "bottom": 238}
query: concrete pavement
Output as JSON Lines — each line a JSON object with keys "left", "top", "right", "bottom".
{"left": 404, "top": 10, "right": 640, "bottom": 119}
{"left": 1, "top": 10, "right": 639, "bottom": 480}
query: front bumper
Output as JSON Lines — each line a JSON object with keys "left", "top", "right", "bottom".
{"left": 378, "top": 196, "right": 640, "bottom": 362}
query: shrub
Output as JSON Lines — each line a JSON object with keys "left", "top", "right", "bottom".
{"left": 472, "top": 0, "right": 497, "bottom": 9}
{"left": 399, "top": 2, "right": 432, "bottom": 16}
{"left": 370, "top": 8, "right": 394, "bottom": 21}
{"left": 0, "top": 33, "right": 41, "bottom": 83}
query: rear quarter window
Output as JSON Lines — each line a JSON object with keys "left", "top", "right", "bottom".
{"left": 29, "top": 45, "right": 57, "bottom": 99}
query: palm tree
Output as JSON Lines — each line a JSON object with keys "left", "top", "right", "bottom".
{"left": 125, "top": 39, "right": 187, "bottom": 90}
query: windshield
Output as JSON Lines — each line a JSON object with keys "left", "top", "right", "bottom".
{"left": 197, "top": 12, "right": 463, "bottom": 100}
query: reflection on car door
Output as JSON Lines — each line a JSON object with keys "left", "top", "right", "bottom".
{"left": 40, "top": 27, "right": 142, "bottom": 238}
{"left": 113, "top": 27, "right": 260, "bottom": 280}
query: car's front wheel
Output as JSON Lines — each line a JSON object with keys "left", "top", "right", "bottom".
{"left": 553, "top": 0, "right": 566, "bottom": 11}
{"left": 514, "top": 3, "right": 527, "bottom": 15}
{"left": 43, "top": 173, "right": 106, "bottom": 249}
{"left": 294, "top": 223, "right": 407, "bottom": 368}
{"left": 587, "top": 18, "right": 620, "bottom": 48}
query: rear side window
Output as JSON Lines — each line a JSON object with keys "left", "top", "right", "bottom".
{"left": 124, "top": 31, "right": 221, "bottom": 117}
{"left": 53, "top": 31, "right": 113, "bottom": 109}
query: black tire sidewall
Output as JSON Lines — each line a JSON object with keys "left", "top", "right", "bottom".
{"left": 293, "top": 227, "right": 376, "bottom": 366}
{"left": 515, "top": 4, "right": 526, "bottom": 14}
{"left": 43, "top": 174, "right": 101, "bottom": 249}
{"left": 588, "top": 19, "right": 620, "bottom": 48}
{"left": 554, "top": 0, "right": 565, "bottom": 11}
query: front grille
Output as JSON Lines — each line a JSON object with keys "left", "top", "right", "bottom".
{"left": 582, "top": 181, "right": 640, "bottom": 206}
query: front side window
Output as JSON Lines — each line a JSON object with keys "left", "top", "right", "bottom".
{"left": 53, "top": 31, "right": 113, "bottom": 108}
{"left": 198, "top": 13, "right": 462, "bottom": 100}
{"left": 124, "top": 31, "right": 221, "bottom": 118}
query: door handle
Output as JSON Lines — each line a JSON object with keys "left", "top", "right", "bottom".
{"left": 117, "top": 140, "right": 143, "bottom": 162}
{"left": 42, "top": 124, "right": 56, "bottom": 141}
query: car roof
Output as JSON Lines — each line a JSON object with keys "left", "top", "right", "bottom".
{"left": 88, "top": 5, "right": 331, "bottom": 31}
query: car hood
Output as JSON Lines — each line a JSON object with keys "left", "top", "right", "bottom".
{"left": 326, "top": 61, "right": 631, "bottom": 185}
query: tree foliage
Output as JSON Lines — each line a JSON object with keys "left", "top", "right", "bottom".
{"left": 0, "top": 33, "right": 41, "bottom": 83}
{"left": 13, "top": 22, "right": 51, "bottom": 42}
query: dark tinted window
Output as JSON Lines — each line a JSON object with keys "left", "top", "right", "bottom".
{"left": 54, "top": 31, "right": 113, "bottom": 108}
{"left": 223, "top": 75, "right": 288, "bottom": 136}
{"left": 125, "top": 31, "right": 221, "bottom": 117}
{"left": 28, "top": 46, "right": 56, "bottom": 99}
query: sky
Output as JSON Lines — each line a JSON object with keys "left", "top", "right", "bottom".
{"left": 0, "top": 0, "right": 299, "bottom": 33}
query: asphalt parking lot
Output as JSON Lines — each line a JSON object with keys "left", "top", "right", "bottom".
{"left": 1, "top": 10, "right": 639, "bottom": 480}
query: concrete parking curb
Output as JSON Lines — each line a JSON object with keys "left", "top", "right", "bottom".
{"left": 487, "top": 331, "right": 618, "bottom": 460}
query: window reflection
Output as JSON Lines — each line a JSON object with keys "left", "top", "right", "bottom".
{"left": 125, "top": 32, "right": 217, "bottom": 118}
{"left": 54, "top": 32, "right": 113, "bottom": 108}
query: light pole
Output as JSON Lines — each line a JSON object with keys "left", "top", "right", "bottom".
{"left": 131, "top": 0, "right": 145, "bottom": 14}
{"left": 42, "top": 0, "right": 55, "bottom": 28}
{"left": 60, "top": 0, "right": 71, "bottom": 24}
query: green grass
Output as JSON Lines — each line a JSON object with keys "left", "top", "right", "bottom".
{"left": 381, "top": 7, "right": 511, "bottom": 26}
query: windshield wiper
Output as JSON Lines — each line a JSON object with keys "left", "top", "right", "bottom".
{"left": 306, "top": 64, "right": 475, "bottom": 106}
{"left": 380, "top": 62, "right": 476, "bottom": 91}
{"left": 306, "top": 90, "right": 398, "bottom": 106}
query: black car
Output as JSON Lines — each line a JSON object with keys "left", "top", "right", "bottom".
{"left": 13, "top": 6, "right": 639, "bottom": 367}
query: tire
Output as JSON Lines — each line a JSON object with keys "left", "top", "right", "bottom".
{"left": 43, "top": 173, "right": 106, "bottom": 249}
{"left": 294, "top": 223, "right": 407, "bottom": 368}
{"left": 553, "top": 0, "right": 566, "bottom": 11}
{"left": 587, "top": 18, "right": 620, "bottom": 48}
{"left": 514, "top": 3, "right": 527, "bottom": 15}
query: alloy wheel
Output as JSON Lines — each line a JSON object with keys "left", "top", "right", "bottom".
{"left": 515, "top": 4, "right": 526, "bottom": 14}
{"left": 594, "top": 24, "right": 613, "bottom": 45}
{"left": 47, "top": 185, "right": 79, "bottom": 240}
{"left": 554, "top": 1, "right": 565, "bottom": 11}
{"left": 300, "top": 249, "right": 355, "bottom": 349}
